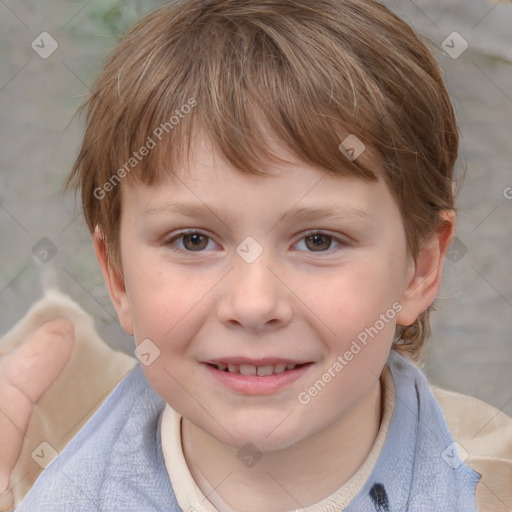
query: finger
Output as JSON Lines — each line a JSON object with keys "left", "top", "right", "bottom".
{"left": 0, "top": 380, "right": 32, "bottom": 496}
{"left": 2, "top": 317, "right": 75, "bottom": 403}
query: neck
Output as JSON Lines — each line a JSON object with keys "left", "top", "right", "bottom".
{"left": 182, "top": 380, "right": 382, "bottom": 512}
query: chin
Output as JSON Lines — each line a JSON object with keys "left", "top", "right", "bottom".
{"left": 204, "top": 412, "right": 307, "bottom": 453}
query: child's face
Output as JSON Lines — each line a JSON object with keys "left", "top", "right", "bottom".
{"left": 103, "top": 132, "right": 423, "bottom": 451}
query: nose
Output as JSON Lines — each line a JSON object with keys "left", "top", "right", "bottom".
{"left": 216, "top": 253, "right": 293, "bottom": 333}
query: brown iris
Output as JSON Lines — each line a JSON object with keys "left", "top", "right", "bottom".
{"left": 182, "top": 233, "right": 209, "bottom": 251}
{"left": 304, "top": 234, "right": 333, "bottom": 251}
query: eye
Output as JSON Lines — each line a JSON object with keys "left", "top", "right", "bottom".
{"left": 166, "top": 230, "right": 218, "bottom": 252}
{"left": 165, "top": 230, "right": 349, "bottom": 254}
{"left": 295, "top": 231, "right": 346, "bottom": 253}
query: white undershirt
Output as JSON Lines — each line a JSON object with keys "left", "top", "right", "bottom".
{"left": 160, "top": 365, "right": 396, "bottom": 512}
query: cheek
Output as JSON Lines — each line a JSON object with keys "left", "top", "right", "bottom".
{"left": 123, "top": 259, "right": 210, "bottom": 411}
{"left": 124, "top": 254, "right": 218, "bottom": 351}
{"left": 295, "top": 259, "right": 403, "bottom": 333}
{"left": 294, "top": 259, "right": 403, "bottom": 398}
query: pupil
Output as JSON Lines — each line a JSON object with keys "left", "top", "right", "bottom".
{"left": 185, "top": 233, "right": 207, "bottom": 250}
{"left": 307, "top": 234, "right": 330, "bottom": 251}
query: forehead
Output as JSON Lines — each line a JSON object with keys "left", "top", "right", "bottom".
{"left": 123, "top": 130, "right": 399, "bottom": 227}
{"left": 149, "top": 125, "right": 382, "bottom": 188}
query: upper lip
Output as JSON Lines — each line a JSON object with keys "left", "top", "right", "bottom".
{"left": 204, "top": 357, "right": 311, "bottom": 366}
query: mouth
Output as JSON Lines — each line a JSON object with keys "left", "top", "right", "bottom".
{"left": 202, "top": 358, "right": 314, "bottom": 395}
{"left": 206, "top": 361, "right": 310, "bottom": 377}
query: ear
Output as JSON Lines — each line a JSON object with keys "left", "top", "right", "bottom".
{"left": 397, "top": 210, "right": 455, "bottom": 326}
{"left": 92, "top": 226, "right": 134, "bottom": 335}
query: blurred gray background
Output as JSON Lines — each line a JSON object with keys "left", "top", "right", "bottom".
{"left": 0, "top": 0, "right": 511, "bottom": 415}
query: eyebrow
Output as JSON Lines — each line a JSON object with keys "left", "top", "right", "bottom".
{"left": 283, "top": 205, "right": 370, "bottom": 222}
{"left": 142, "top": 201, "right": 371, "bottom": 225}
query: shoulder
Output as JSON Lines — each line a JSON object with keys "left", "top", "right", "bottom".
{"left": 17, "top": 365, "right": 177, "bottom": 512}
{"left": 432, "top": 385, "right": 512, "bottom": 512}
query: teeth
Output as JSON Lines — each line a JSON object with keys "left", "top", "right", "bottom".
{"left": 256, "top": 365, "right": 274, "bottom": 377}
{"left": 273, "top": 363, "right": 287, "bottom": 374}
{"left": 239, "top": 364, "right": 257, "bottom": 376}
{"left": 213, "top": 362, "right": 303, "bottom": 375}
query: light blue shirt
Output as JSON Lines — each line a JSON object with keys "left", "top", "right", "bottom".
{"left": 17, "top": 351, "right": 480, "bottom": 511}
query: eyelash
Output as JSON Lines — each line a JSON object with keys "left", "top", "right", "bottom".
{"left": 165, "top": 229, "right": 349, "bottom": 254}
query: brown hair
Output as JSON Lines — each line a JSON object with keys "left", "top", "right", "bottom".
{"left": 67, "top": 0, "right": 458, "bottom": 362}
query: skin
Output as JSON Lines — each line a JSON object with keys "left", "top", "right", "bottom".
{"left": 0, "top": 318, "right": 75, "bottom": 507}
{"left": 95, "top": 131, "right": 454, "bottom": 511}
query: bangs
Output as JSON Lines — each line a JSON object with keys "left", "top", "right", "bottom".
{"left": 101, "top": 1, "right": 394, "bottom": 188}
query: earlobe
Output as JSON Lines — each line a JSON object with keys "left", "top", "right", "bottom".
{"left": 397, "top": 210, "right": 456, "bottom": 327}
{"left": 92, "top": 226, "right": 134, "bottom": 335}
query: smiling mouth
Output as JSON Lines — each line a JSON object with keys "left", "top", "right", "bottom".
{"left": 206, "top": 362, "right": 310, "bottom": 377}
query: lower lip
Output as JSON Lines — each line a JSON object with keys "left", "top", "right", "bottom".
{"left": 203, "top": 363, "right": 313, "bottom": 395}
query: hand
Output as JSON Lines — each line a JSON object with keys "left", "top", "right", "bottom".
{"left": 0, "top": 318, "right": 74, "bottom": 507}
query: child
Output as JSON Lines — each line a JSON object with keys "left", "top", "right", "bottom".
{"left": 16, "top": 0, "right": 512, "bottom": 510}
